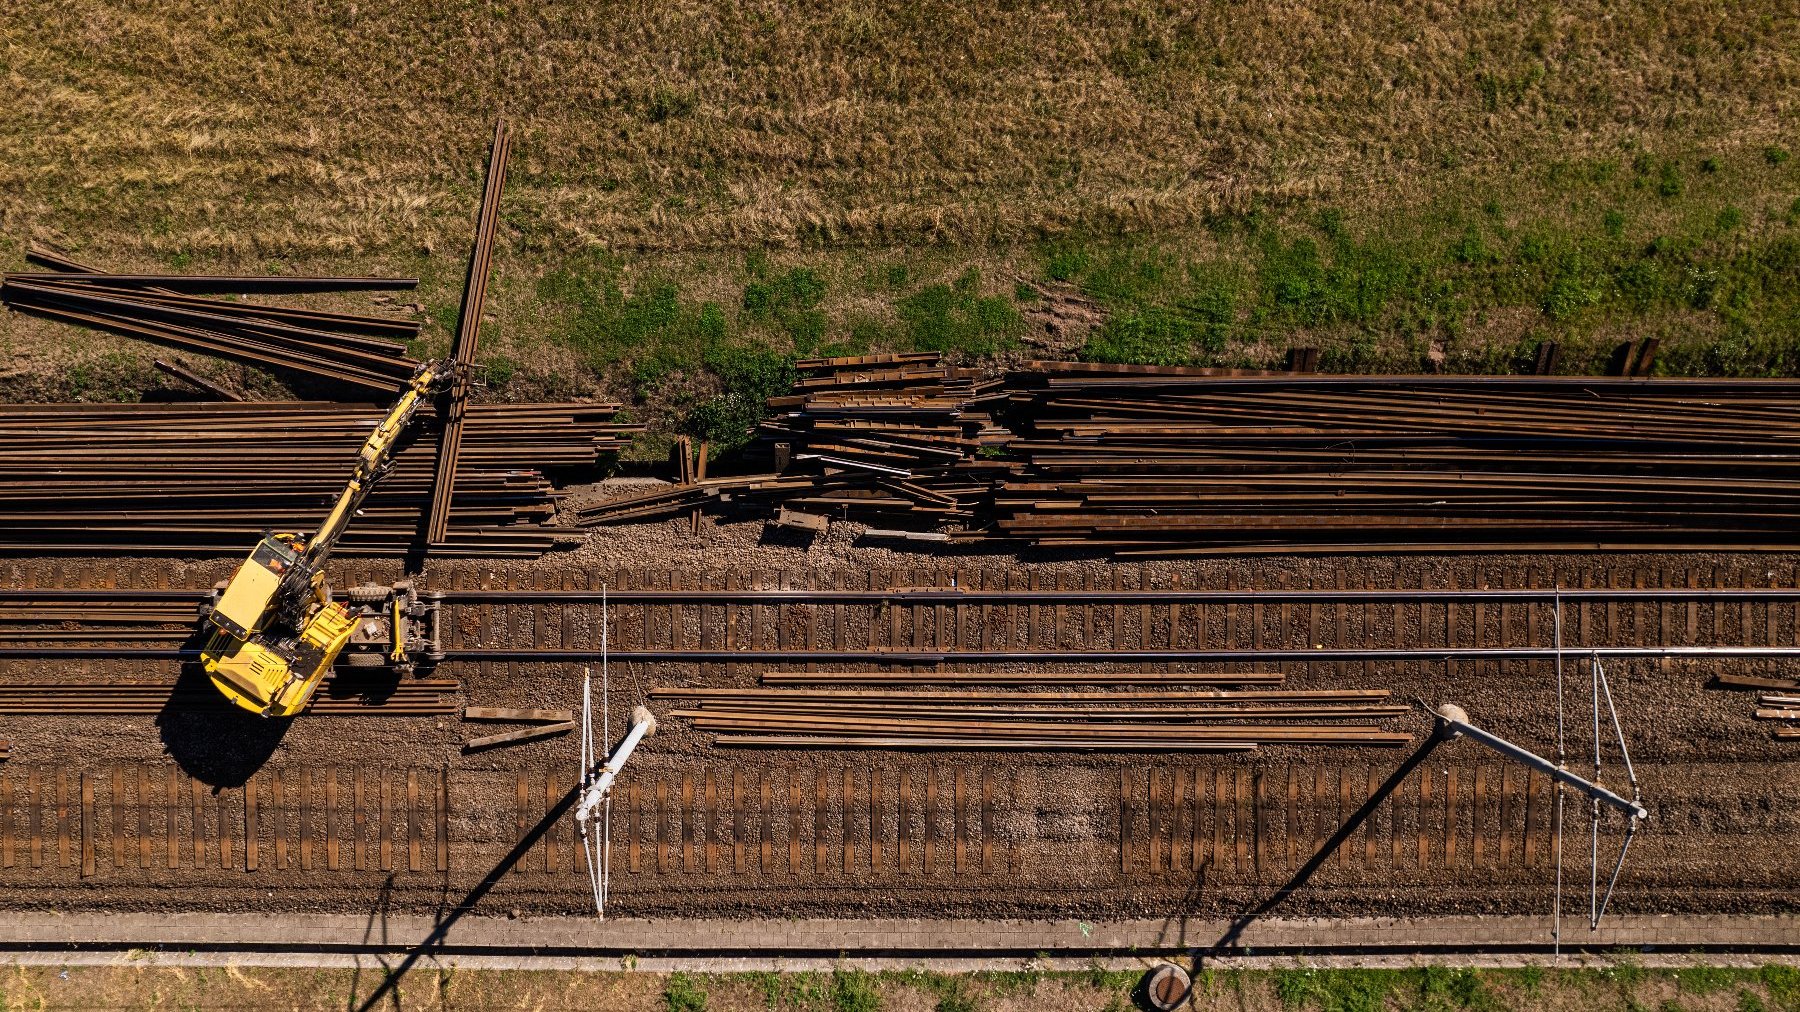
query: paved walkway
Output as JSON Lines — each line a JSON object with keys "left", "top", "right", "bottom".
{"left": 0, "top": 911, "right": 1793, "bottom": 968}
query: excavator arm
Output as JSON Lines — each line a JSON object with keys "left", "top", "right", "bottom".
{"left": 301, "top": 358, "right": 454, "bottom": 577}
{"left": 202, "top": 358, "right": 458, "bottom": 716}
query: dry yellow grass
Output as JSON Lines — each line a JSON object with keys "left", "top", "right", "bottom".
{"left": 0, "top": 1, "right": 1795, "bottom": 420}
{"left": 1, "top": 0, "right": 1793, "bottom": 260}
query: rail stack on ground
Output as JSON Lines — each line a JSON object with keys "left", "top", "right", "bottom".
{"left": 574, "top": 351, "right": 1010, "bottom": 528}
{"left": 1, "top": 243, "right": 423, "bottom": 396}
{"left": 0, "top": 401, "right": 638, "bottom": 556}
{"left": 994, "top": 370, "right": 1800, "bottom": 553}
{"left": 583, "top": 358, "right": 1800, "bottom": 554}
{"left": 654, "top": 673, "right": 1412, "bottom": 751}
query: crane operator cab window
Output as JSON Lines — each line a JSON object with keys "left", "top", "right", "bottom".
{"left": 210, "top": 535, "right": 302, "bottom": 641}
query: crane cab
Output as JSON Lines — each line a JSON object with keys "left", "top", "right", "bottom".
{"left": 201, "top": 533, "right": 356, "bottom": 717}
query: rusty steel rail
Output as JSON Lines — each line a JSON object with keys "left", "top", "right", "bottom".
{"left": 426, "top": 118, "right": 511, "bottom": 554}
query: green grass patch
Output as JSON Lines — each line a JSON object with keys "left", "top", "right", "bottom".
{"left": 829, "top": 968, "right": 881, "bottom": 1012}
{"left": 895, "top": 269, "right": 1021, "bottom": 356}
{"left": 663, "top": 971, "right": 709, "bottom": 1012}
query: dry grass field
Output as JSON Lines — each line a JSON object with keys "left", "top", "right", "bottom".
{"left": 1, "top": 1, "right": 1797, "bottom": 446}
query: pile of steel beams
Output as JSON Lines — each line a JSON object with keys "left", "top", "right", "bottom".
{"left": 993, "top": 371, "right": 1800, "bottom": 553}
{"left": 0, "top": 401, "right": 638, "bottom": 556}
{"left": 654, "top": 675, "right": 1412, "bottom": 750}
{"left": 1, "top": 244, "right": 423, "bottom": 395}
{"left": 574, "top": 352, "right": 1009, "bottom": 527}
{"left": 583, "top": 358, "right": 1800, "bottom": 553}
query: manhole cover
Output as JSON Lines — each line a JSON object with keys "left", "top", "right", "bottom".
{"left": 1144, "top": 964, "right": 1191, "bottom": 1010}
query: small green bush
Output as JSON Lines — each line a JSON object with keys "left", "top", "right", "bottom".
{"left": 663, "top": 972, "right": 708, "bottom": 1012}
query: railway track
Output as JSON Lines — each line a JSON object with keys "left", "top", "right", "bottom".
{"left": 10, "top": 561, "right": 1800, "bottom": 663}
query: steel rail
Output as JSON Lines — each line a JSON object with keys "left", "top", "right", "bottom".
{"left": 18, "top": 584, "right": 1800, "bottom": 607}
{"left": 8, "top": 645, "right": 1798, "bottom": 662}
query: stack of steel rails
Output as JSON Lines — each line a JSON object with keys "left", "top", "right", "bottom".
{"left": 580, "top": 358, "right": 1800, "bottom": 553}
{"left": 993, "top": 371, "right": 1800, "bottom": 553}
{"left": 576, "top": 351, "right": 1009, "bottom": 527}
{"left": 1, "top": 243, "right": 423, "bottom": 395}
{"left": 654, "top": 675, "right": 1412, "bottom": 751}
{"left": 0, "top": 401, "right": 637, "bottom": 556}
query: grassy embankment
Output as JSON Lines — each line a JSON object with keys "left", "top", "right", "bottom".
{"left": 0, "top": 2, "right": 1795, "bottom": 457}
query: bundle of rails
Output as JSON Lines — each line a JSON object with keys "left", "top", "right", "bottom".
{"left": 1, "top": 243, "right": 423, "bottom": 395}
{"left": 656, "top": 675, "right": 1411, "bottom": 750}
{"left": 0, "top": 401, "right": 639, "bottom": 555}
{"left": 582, "top": 356, "right": 1800, "bottom": 553}
{"left": 0, "top": 678, "right": 457, "bottom": 716}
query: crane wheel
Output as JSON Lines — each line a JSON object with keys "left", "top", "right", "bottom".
{"left": 344, "top": 651, "right": 386, "bottom": 668}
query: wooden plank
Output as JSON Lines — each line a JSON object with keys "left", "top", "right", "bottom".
{"left": 379, "top": 767, "right": 394, "bottom": 871}
{"left": 1211, "top": 769, "right": 1226, "bottom": 873}
{"left": 1364, "top": 767, "right": 1380, "bottom": 867}
{"left": 787, "top": 775, "right": 802, "bottom": 874}
{"left": 80, "top": 773, "right": 94, "bottom": 878}
{"left": 759, "top": 774, "right": 772, "bottom": 873}
{"left": 813, "top": 771, "right": 828, "bottom": 874}
{"left": 1285, "top": 766, "right": 1299, "bottom": 870}
{"left": 898, "top": 772, "right": 913, "bottom": 871}
{"left": 981, "top": 772, "right": 996, "bottom": 872}
{"left": 110, "top": 767, "right": 124, "bottom": 870}
{"left": 29, "top": 771, "right": 42, "bottom": 869}
{"left": 188, "top": 770, "right": 202, "bottom": 867}
{"left": 1148, "top": 768, "right": 1165, "bottom": 873}
{"left": 954, "top": 769, "right": 969, "bottom": 874}
{"left": 924, "top": 768, "right": 938, "bottom": 874}
{"left": 355, "top": 770, "right": 368, "bottom": 871}
{"left": 136, "top": 767, "right": 150, "bottom": 870}
{"left": 408, "top": 771, "right": 422, "bottom": 873}
{"left": 870, "top": 769, "right": 884, "bottom": 872}
{"left": 732, "top": 771, "right": 746, "bottom": 874}
{"left": 0, "top": 771, "right": 10, "bottom": 869}
{"left": 682, "top": 774, "right": 696, "bottom": 873}
{"left": 326, "top": 770, "right": 340, "bottom": 871}
{"left": 58, "top": 771, "right": 71, "bottom": 869}
{"left": 1171, "top": 769, "right": 1190, "bottom": 871}
{"left": 165, "top": 771, "right": 178, "bottom": 869}
{"left": 628, "top": 782, "right": 641, "bottom": 873}
{"left": 706, "top": 770, "right": 719, "bottom": 873}
{"left": 1235, "top": 768, "right": 1250, "bottom": 875}
{"left": 1312, "top": 766, "right": 1330, "bottom": 864}
{"left": 1118, "top": 769, "right": 1133, "bottom": 874}
{"left": 842, "top": 769, "right": 855, "bottom": 874}
{"left": 1252, "top": 770, "right": 1267, "bottom": 878}
{"left": 464, "top": 722, "right": 575, "bottom": 752}
{"left": 299, "top": 770, "right": 314, "bottom": 871}
{"left": 272, "top": 772, "right": 288, "bottom": 870}
{"left": 1499, "top": 766, "right": 1515, "bottom": 866}
{"left": 657, "top": 778, "right": 671, "bottom": 874}
{"left": 217, "top": 781, "right": 232, "bottom": 870}
{"left": 244, "top": 775, "right": 258, "bottom": 873}
{"left": 1418, "top": 768, "right": 1433, "bottom": 869}
{"left": 463, "top": 707, "right": 574, "bottom": 723}
{"left": 1523, "top": 771, "right": 1541, "bottom": 868}
{"left": 1445, "top": 767, "right": 1460, "bottom": 867}
{"left": 1472, "top": 765, "right": 1487, "bottom": 867}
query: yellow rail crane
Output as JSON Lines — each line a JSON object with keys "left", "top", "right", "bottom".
{"left": 199, "top": 358, "right": 457, "bottom": 717}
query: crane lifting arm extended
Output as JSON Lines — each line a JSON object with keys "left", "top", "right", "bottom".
{"left": 200, "top": 358, "right": 458, "bottom": 717}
